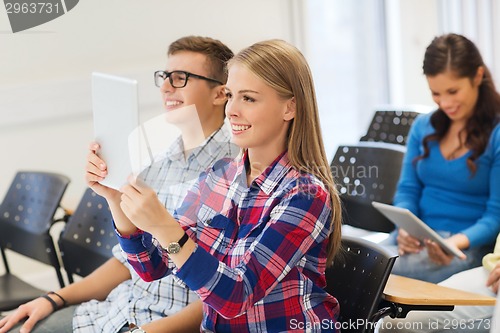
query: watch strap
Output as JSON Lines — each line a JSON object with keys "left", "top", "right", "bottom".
{"left": 165, "top": 232, "right": 189, "bottom": 254}
{"left": 177, "top": 232, "right": 189, "bottom": 247}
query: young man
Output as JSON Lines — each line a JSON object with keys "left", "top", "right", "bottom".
{"left": 0, "top": 36, "right": 237, "bottom": 333}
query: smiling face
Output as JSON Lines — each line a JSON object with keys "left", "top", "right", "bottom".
{"left": 426, "top": 69, "right": 482, "bottom": 126}
{"left": 160, "top": 51, "right": 221, "bottom": 126}
{"left": 225, "top": 63, "right": 295, "bottom": 157}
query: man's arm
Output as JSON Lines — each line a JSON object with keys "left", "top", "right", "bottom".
{"left": 0, "top": 257, "right": 131, "bottom": 333}
{"left": 138, "top": 300, "right": 203, "bottom": 333}
{"left": 58, "top": 257, "right": 131, "bottom": 304}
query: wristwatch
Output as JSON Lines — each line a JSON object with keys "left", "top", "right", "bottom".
{"left": 129, "top": 323, "right": 147, "bottom": 333}
{"left": 164, "top": 232, "right": 189, "bottom": 254}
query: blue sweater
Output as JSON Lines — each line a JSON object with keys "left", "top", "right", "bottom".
{"left": 394, "top": 112, "right": 500, "bottom": 247}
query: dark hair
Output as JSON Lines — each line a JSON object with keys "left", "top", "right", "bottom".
{"left": 168, "top": 36, "right": 234, "bottom": 85}
{"left": 418, "top": 33, "right": 500, "bottom": 174}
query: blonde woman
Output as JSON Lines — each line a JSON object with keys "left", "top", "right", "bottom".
{"left": 94, "top": 40, "right": 343, "bottom": 332}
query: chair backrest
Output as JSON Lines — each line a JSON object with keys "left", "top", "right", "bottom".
{"left": 360, "top": 110, "right": 420, "bottom": 145}
{"left": 0, "top": 171, "right": 70, "bottom": 287}
{"left": 325, "top": 235, "right": 397, "bottom": 333}
{"left": 58, "top": 188, "right": 116, "bottom": 283}
{"left": 330, "top": 142, "right": 405, "bottom": 232}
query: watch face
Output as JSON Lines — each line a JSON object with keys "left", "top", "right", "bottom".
{"left": 167, "top": 242, "right": 181, "bottom": 254}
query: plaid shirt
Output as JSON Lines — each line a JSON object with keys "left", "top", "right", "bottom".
{"left": 141, "top": 122, "right": 239, "bottom": 211}
{"left": 73, "top": 124, "right": 238, "bottom": 333}
{"left": 118, "top": 152, "right": 340, "bottom": 333}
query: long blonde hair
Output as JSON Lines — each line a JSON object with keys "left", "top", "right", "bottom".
{"left": 229, "top": 40, "right": 342, "bottom": 264}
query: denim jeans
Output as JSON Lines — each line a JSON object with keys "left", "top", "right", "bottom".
{"left": 381, "top": 230, "right": 491, "bottom": 283}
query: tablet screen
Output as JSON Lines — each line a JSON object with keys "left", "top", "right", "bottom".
{"left": 92, "top": 72, "right": 139, "bottom": 190}
{"left": 372, "top": 201, "right": 465, "bottom": 258}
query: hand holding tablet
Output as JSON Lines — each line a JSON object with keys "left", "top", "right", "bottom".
{"left": 372, "top": 201, "right": 466, "bottom": 259}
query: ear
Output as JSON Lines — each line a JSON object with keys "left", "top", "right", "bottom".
{"left": 474, "top": 66, "right": 485, "bottom": 86}
{"left": 283, "top": 97, "right": 296, "bottom": 121}
{"left": 212, "top": 85, "right": 228, "bottom": 106}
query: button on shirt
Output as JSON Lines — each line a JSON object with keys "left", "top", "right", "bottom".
{"left": 118, "top": 152, "right": 340, "bottom": 333}
{"left": 72, "top": 124, "right": 238, "bottom": 333}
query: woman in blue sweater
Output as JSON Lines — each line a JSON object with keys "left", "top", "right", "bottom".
{"left": 384, "top": 33, "right": 500, "bottom": 283}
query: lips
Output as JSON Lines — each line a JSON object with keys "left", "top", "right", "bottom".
{"left": 443, "top": 107, "right": 459, "bottom": 117}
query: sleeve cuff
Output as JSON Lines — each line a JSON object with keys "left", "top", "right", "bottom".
{"left": 175, "top": 245, "right": 220, "bottom": 291}
{"left": 461, "top": 220, "right": 499, "bottom": 248}
{"left": 462, "top": 229, "right": 480, "bottom": 247}
{"left": 114, "top": 221, "right": 152, "bottom": 254}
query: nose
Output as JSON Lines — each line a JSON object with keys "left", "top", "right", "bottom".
{"left": 439, "top": 95, "right": 454, "bottom": 109}
{"left": 225, "top": 99, "right": 239, "bottom": 119}
{"left": 160, "top": 78, "right": 175, "bottom": 93}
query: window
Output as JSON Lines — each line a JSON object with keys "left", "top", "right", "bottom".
{"left": 300, "top": 0, "right": 499, "bottom": 160}
{"left": 439, "top": 0, "right": 499, "bottom": 84}
{"left": 302, "top": 0, "right": 389, "bottom": 160}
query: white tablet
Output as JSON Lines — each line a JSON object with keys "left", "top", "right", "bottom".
{"left": 92, "top": 72, "right": 139, "bottom": 190}
{"left": 371, "top": 201, "right": 465, "bottom": 258}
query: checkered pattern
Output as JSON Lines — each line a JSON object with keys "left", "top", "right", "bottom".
{"left": 118, "top": 152, "right": 340, "bottom": 333}
{"left": 141, "top": 122, "right": 239, "bottom": 211}
{"left": 72, "top": 245, "right": 198, "bottom": 332}
{"left": 72, "top": 124, "right": 237, "bottom": 332}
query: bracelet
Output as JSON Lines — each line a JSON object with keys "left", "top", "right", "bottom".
{"left": 48, "top": 291, "right": 67, "bottom": 308}
{"left": 40, "top": 291, "right": 67, "bottom": 312}
{"left": 40, "top": 294, "right": 58, "bottom": 312}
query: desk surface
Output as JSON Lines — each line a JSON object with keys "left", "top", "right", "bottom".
{"left": 383, "top": 274, "right": 497, "bottom": 306}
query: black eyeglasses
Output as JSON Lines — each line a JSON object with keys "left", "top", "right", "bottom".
{"left": 154, "top": 70, "right": 223, "bottom": 88}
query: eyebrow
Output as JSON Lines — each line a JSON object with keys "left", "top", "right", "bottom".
{"left": 225, "top": 88, "right": 259, "bottom": 94}
{"left": 431, "top": 87, "right": 459, "bottom": 94}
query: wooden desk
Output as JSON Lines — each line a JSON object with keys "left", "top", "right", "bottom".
{"left": 380, "top": 274, "right": 496, "bottom": 318}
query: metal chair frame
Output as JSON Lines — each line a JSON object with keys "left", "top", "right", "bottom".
{"left": 58, "top": 188, "right": 116, "bottom": 283}
{"left": 0, "top": 171, "right": 70, "bottom": 311}
{"left": 325, "top": 235, "right": 398, "bottom": 333}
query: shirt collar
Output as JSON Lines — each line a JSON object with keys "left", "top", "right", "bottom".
{"left": 239, "top": 150, "right": 292, "bottom": 195}
{"left": 194, "top": 123, "right": 232, "bottom": 166}
{"left": 164, "top": 136, "right": 185, "bottom": 162}
{"left": 164, "top": 123, "right": 231, "bottom": 164}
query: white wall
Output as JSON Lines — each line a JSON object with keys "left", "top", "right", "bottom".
{"left": 386, "top": 0, "right": 439, "bottom": 106}
{"left": 388, "top": 0, "right": 500, "bottom": 107}
{"left": 0, "top": 0, "right": 296, "bottom": 209}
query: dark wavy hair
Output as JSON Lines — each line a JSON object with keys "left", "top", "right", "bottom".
{"left": 417, "top": 33, "right": 500, "bottom": 174}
